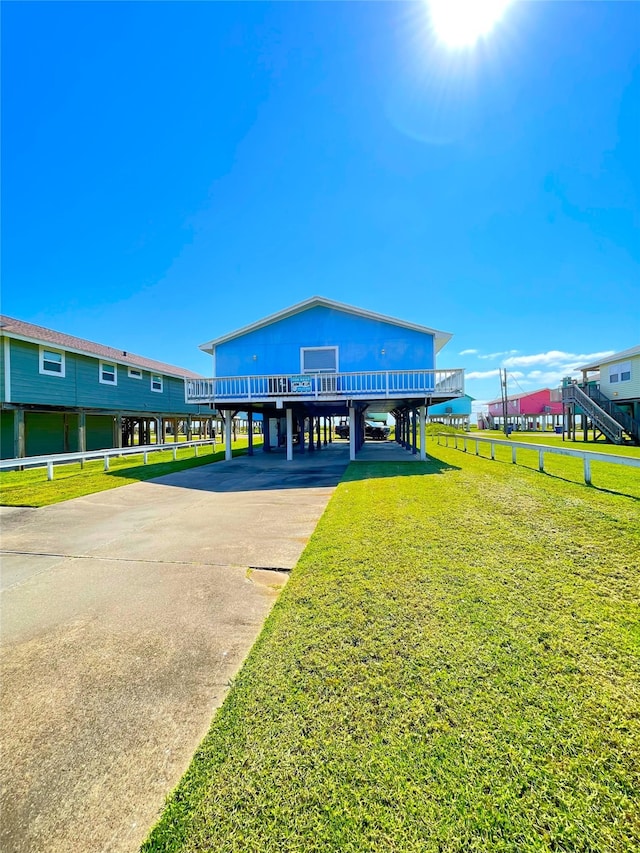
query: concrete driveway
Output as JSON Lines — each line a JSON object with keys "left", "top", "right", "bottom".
{"left": 0, "top": 445, "right": 349, "bottom": 853}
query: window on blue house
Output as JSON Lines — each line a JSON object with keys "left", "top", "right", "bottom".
{"left": 99, "top": 361, "right": 117, "bottom": 385}
{"left": 39, "top": 347, "right": 66, "bottom": 377}
{"left": 151, "top": 374, "right": 163, "bottom": 392}
{"left": 301, "top": 347, "right": 338, "bottom": 373}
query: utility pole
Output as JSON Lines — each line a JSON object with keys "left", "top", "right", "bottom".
{"left": 500, "top": 368, "right": 509, "bottom": 436}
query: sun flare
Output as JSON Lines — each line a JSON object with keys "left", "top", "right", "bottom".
{"left": 428, "top": 0, "right": 514, "bottom": 48}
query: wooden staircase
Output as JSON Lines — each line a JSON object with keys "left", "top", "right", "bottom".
{"left": 562, "top": 384, "right": 640, "bottom": 446}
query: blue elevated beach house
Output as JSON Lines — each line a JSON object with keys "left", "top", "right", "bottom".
{"left": 187, "top": 297, "right": 464, "bottom": 461}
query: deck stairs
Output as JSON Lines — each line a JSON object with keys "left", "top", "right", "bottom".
{"left": 562, "top": 384, "right": 640, "bottom": 446}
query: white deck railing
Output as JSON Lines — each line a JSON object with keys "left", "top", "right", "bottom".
{"left": 436, "top": 432, "right": 640, "bottom": 485}
{"left": 0, "top": 439, "right": 217, "bottom": 481}
{"left": 186, "top": 369, "right": 464, "bottom": 404}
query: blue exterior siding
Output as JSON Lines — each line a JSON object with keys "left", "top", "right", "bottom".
{"left": 214, "top": 306, "right": 436, "bottom": 377}
{"left": 428, "top": 395, "right": 473, "bottom": 416}
{"left": 4, "top": 339, "right": 199, "bottom": 413}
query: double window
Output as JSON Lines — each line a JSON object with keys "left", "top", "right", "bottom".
{"left": 99, "top": 361, "right": 117, "bottom": 385}
{"left": 39, "top": 347, "right": 65, "bottom": 377}
{"left": 609, "top": 361, "right": 631, "bottom": 384}
{"left": 151, "top": 374, "right": 163, "bottom": 393}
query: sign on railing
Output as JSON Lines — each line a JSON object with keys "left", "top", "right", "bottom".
{"left": 290, "top": 375, "right": 312, "bottom": 393}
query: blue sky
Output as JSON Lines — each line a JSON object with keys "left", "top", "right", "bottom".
{"left": 2, "top": 1, "right": 639, "bottom": 409}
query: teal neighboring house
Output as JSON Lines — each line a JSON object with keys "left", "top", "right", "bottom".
{"left": 0, "top": 316, "right": 212, "bottom": 459}
{"left": 427, "top": 394, "right": 473, "bottom": 429}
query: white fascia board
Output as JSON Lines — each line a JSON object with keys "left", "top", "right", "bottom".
{"left": 199, "top": 296, "right": 453, "bottom": 354}
{"left": 0, "top": 331, "right": 197, "bottom": 380}
{"left": 580, "top": 344, "right": 640, "bottom": 372}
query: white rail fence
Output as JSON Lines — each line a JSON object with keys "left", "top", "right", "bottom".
{"left": 0, "top": 439, "right": 217, "bottom": 481}
{"left": 186, "top": 369, "right": 464, "bottom": 404}
{"left": 436, "top": 432, "right": 640, "bottom": 485}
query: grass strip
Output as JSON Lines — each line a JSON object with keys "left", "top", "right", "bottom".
{"left": 0, "top": 437, "right": 262, "bottom": 507}
{"left": 143, "top": 440, "right": 640, "bottom": 852}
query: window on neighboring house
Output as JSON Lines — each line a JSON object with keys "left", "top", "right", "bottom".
{"left": 128, "top": 368, "right": 142, "bottom": 379}
{"left": 151, "top": 374, "right": 163, "bottom": 393}
{"left": 609, "top": 361, "right": 631, "bottom": 385}
{"left": 39, "top": 347, "right": 66, "bottom": 377}
{"left": 99, "top": 361, "right": 117, "bottom": 385}
{"left": 301, "top": 347, "right": 338, "bottom": 374}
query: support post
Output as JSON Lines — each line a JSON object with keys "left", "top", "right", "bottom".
{"left": 308, "top": 417, "right": 314, "bottom": 452}
{"left": 248, "top": 410, "right": 254, "bottom": 456}
{"left": 224, "top": 411, "right": 233, "bottom": 461}
{"left": 412, "top": 409, "right": 417, "bottom": 454}
{"left": 155, "top": 417, "right": 162, "bottom": 445}
{"left": 584, "top": 456, "right": 591, "bottom": 485}
{"left": 512, "top": 445, "right": 517, "bottom": 464}
{"left": 187, "top": 416, "right": 193, "bottom": 441}
{"left": 104, "top": 455, "right": 110, "bottom": 471}
{"left": 263, "top": 413, "right": 271, "bottom": 453}
{"left": 14, "top": 408, "right": 25, "bottom": 459}
{"left": 299, "top": 415, "right": 305, "bottom": 454}
{"left": 47, "top": 461, "right": 54, "bottom": 481}
{"left": 286, "top": 408, "right": 293, "bottom": 462}
{"left": 419, "top": 406, "right": 426, "bottom": 461}
{"left": 349, "top": 406, "right": 356, "bottom": 461}
{"left": 78, "top": 411, "right": 86, "bottom": 468}
{"left": 316, "top": 416, "right": 322, "bottom": 450}
{"left": 538, "top": 450, "right": 544, "bottom": 472}
{"left": 115, "top": 415, "right": 122, "bottom": 449}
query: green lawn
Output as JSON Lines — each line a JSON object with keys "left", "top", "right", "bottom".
{"left": 0, "top": 436, "right": 262, "bottom": 507}
{"left": 143, "top": 441, "right": 640, "bottom": 852}
{"left": 475, "top": 428, "right": 640, "bottom": 457}
{"left": 434, "top": 432, "right": 640, "bottom": 500}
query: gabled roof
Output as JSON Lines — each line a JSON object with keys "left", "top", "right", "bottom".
{"left": 199, "top": 296, "right": 452, "bottom": 354}
{"left": 486, "top": 388, "right": 555, "bottom": 406}
{"left": 0, "top": 315, "right": 203, "bottom": 379}
{"left": 580, "top": 344, "right": 640, "bottom": 371}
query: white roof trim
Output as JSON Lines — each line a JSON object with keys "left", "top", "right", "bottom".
{"left": 199, "top": 296, "right": 452, "bottom": 354}
{"left": 1, "top": 330, "right": 199, "bottom": 380}
{"left": 580, "top": 344, "right": 640, "bottom": 371}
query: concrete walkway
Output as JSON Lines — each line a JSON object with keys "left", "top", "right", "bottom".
{"left": 0, "top": 445, "right": 349, "bottom": 853}
{"left": 354, "top": 439, "right": 422, "bottom": 463}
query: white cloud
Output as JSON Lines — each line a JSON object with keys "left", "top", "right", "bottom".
{"left": 467, "top": 369, "right": 524, "bottom": 381}
{"left": 459, "top": 348, "right": 478, "bottom": 355}
{"left": 466, "top": 369, "right": 500, "bottom": 380}
{"left": 502, "top": 350, "right": 615, "bottom": 369}
{"left": 524, "top": 369, "right": 577, "bottom": 386}
{"left": 478, "top": 349, "right": 518, "bottom": 360}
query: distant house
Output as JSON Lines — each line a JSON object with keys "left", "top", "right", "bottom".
{"left": 427, "top": 394, "right": 473, "bottom": 429}
{"left": 484, "top": 388, "right": 563, "bottom": 431}
{"left": 0, "top": 316, "right": 213, "bottom": 459}
{"left": 562, "top": 345, "right": 640, "bottom": 445}
{"left": 188, "top": 296, "right": 464, "bottom": 461}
